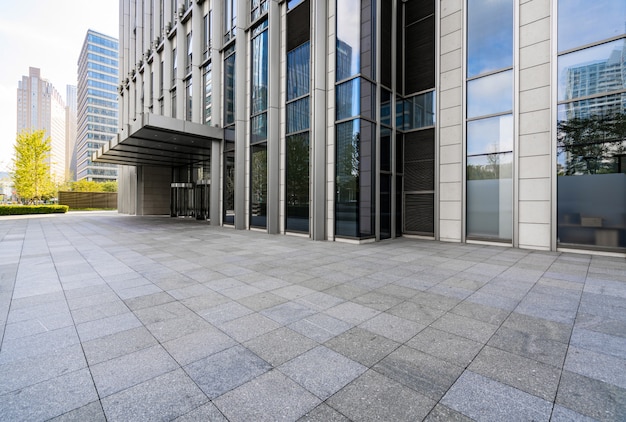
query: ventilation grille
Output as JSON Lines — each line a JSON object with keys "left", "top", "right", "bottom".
{"left": 405, "top": 193, "right": 434, "bottom": 235}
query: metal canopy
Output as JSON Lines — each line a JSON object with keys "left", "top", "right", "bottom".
{"left": 93, "top": 113, "right": 223, "bottom": 167}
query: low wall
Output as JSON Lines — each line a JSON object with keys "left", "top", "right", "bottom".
{"left": 58, "top": 191, "right": 118, "bottom": 209}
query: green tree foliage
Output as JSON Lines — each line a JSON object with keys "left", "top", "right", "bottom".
{"left": 11, "top": 130, "right": 56, "bottom": 202}
{"left": 67, "top": 179, "right": 118, "bottom": 192}
{"left": 557, "top": 113, "right": 626, "bottom": 175}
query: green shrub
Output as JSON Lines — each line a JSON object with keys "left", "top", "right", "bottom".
{"left": 0, "top": 205, "right": 69, "bottom": 215}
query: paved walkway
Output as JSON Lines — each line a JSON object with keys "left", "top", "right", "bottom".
{"left": 0, "top": 212, "right": 625, "bottom": 421}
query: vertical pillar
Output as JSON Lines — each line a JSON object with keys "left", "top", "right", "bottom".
{"left": 266, "top": 0, "right": 281, "bottom": 234}
{"left": 311, "top": 0, "right": 328, "bottom": 240}
{"left": 211, "top": 140, "right": 221, "bottom": 225}
{"left": 234, "top": 0, "right": 247, "bottom": 230}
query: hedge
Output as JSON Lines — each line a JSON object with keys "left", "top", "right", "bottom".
{"left": 0, "top": 205, "right": 69, "bottom": 215}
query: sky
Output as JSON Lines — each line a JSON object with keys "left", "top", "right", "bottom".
{"left": 0, "top": 0, "right": 119, "bottom": 172}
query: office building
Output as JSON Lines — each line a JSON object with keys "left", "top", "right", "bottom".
{"left": 96, "top": 0, "right": 626, "bottom": 253}
{"left": 77, "top": 30, "right": 120, "bottom": 182}
{"left": 16, "top": 67, "right": 66, "bottom": 183}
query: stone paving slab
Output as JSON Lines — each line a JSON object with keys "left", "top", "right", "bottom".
{"left": 1, "top": 212, "right": 626, "bottom": 421}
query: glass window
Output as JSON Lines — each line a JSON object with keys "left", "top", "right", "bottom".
{"left": 558, "top": 0, "right": 626, "bottom": 52}
{"left": 203, "top": 64, "right": 212, "bottom": 125}
{"left": 466, "top": 152, "right": 513, "bottom": 239}
{"left": 287, "top": 97, "right": 309, "bottom": 134}
{"left": 336, "top": 119, "right": 375, "bottom": 238}
{"left": 251, "top": 24, "right": 268, "bottom": 115}
{"left": 224, "top": 0, "right": 237, "bottom": 42}
{"left": 251, "top": 0, "right": 268, "bottom": 21}
{"left": 336, "top": 0, "right": 361, "bottom": 80}
{"left": 224, "top": 49, "right": 235, "bottom": 125}
{"left": 288, "top": 0, "right": 305, "bottom": 9}
{"left": 557, "top": 40, "right": 626, "bottom": 102}
{"left": 402, "top": 91, "right": 436, "bottom": 130}
{"left": 251, "top": 113, "right": 267, "bottom": 143}
{"left": 467, "top": 0, "right": 513, "bottom": 78}
{"left": 171, "top": 88, "right": 176, "bottom": 118}
{"left": 467, "top": 70, "right": 513, "bottom": 119}
{"left": 223, "top": 143, "right": 235, "bottom": 224}
{"left": 172, "top": 47, "right": 177, "bottom": 85}
{"left": 336, "top": 79, "right": 360, "bottom": 120}
{"left": 287, "top": 42, "right": 310, "bottom": 101}
{"left": 185, "top": 32, "right": 192, "bottom": 75}
{"left": 185, "top": 78, "right": 192, "bottom": 121}
{"left": 467, "top": 115, "right": 513, "bottom": 156}
{"left": 203, "top": 12, "right": 211, "bottom": 61}
{"left": 250, "top": 143, "right": 268, "bottom": 228}
{"left": 286, "top": 133, "right": 310, "bottom": 232}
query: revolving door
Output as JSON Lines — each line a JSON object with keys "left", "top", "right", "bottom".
{"left": 170, "top": 183, "right": 194, "bottom": 217}
{"left": 194, "top": 180, "right": 210, "bottom": 221}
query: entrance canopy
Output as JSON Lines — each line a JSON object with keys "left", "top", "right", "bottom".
{"left": 93, "top": 113, "right": 223, "bottom": 167}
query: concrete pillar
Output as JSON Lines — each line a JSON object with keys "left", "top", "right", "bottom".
{"left": 234, "top": 0, "right": 248, "bottom": 230}
{"left": 311, "top": 0, "right": 328, "bottom": 240}
{"left": 266, "top": 1, "right": 281, "bottom": 234}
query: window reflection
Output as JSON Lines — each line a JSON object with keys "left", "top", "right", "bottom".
{"left": 250, "top": 144, "right": 267, "bottom": 228}
{"left": 224, "top": 50, "right": 235, "bottom": 126}
{"left": 467, "top": 0, "right": 513, "bottom": 78}
{"left": 287, "top": 98, "right": 309, "bottom": 134}
{"left": 336, "top": 0, "right": 361, "bottom": 80}
{"left": 401, "top": 91, "right": 436, "bottom": 130}
{"left": 336, "top": 79, "right": 360, "bottom": 120}
{"left": 556, "top": 0, "right": 626, "bottom": 250}
{"left": 286, "top": 133, "right": 310, "bottom": 232}
{"left": 467, "top": 115, "right": 513, "bottom": 156}
{"left": 467, "top": 70, "right": 513, "bottom": 119}
{"left": 558, "top": 40, "right": 626, "bottom": 102}
{"left": 287, "top": 42, "right": 310, "bottom": 101}
{"left": 558, "top": 0, "right": 626, "bottom": 53}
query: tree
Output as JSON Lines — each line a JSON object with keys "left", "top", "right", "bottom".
{"left": 11, "top": 130, "right": 55, "bottom": 203}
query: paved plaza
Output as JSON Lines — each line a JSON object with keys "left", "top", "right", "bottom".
{"left": 0, "top": 212, "right": 625, "bottom": 421}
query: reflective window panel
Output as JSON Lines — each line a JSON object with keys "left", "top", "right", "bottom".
{"left": 286, "top": 133, "right": 310, "bottom": 233}
{"left": 558, "top": 0, "right": 626, "bottom": 52}
{"left": 467, "top": 0, "right": 513, "bottom": 78}
{"left": 467, "top": 70, "right": 513, "bottom": 119}
{"left": 467, "top": 114, "right": 513, "bottom": 156}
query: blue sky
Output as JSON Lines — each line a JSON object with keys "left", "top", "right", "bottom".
{"left": 0, "top": 0, "right": 118, "bottom": 172}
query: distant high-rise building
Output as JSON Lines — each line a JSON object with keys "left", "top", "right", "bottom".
{"left": 76, "top": 30, "right": 119, "bottom": 182}
{"left": 16, "top": 67, "right": 66, "bottom": 183}
{"left": 65, "top": 85, "right": 77, "bottom": 181}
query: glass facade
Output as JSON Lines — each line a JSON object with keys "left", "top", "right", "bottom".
{"left": 250, "top": 21, "right": 269, "bottom": 228}
{"left": 466, "top": 0, "right": 513, "bottom": 241}
{"left": 335, "top": 0, "right": 376, "bottom": 238}
{"left": 203, "top": 64, "right": 212, "bottom": 125}
{"left": 286, "top": 39, "right": 310, "bottom": 232}
{"left": 556, "top": 0, "right": 626, "bottom": 250}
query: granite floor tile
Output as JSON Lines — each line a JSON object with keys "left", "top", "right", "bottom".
{"left": 82, "top": 326, "right": 158, "bottom": 366}
{"left": 218, "top": 313, "right": 281, "bottom": 343}
{"left": 76, "top": 311, "right": 142, "bottom": 342}
{"left": 298, "top": 403, "right": 351, "bottom": 422}
{"left": 431, "top": 312, "right": 499, "bottom": 343}
{"left": 570, "top": 327, "right": 626, "bottom": 359}
{"left": 260, "top": 301, "right": 317, "bottom": 325}
{"left": 564, "top": 346, "right": 626, "bottom": 389}
{"left": 441, "top": 371, "right": 553, "bottom": 422}
{"left": 184, "top": 345, "right": 271, "bottom": 399}
{"left": 289, "top": 311, "right": 352, "bottom": 343}
{"left": 213, "top": 370, "right": 320, "bottom": 422}
{"left": 324, "top": 327, "right": 401, "bottom": 367}
{"left": 373, "top": 345, "right": 465, "bottom": 400}
{"left": 555, "top": 370, "right": 626, "bottom": 421}
{"left": 90, "top": 344, "right": 179, "bottom": 397}
{"left": 468, "top": 345, "right": 561, "bottom": 401}
{"left": 279, "top": 345, "right": 367, "bottom": 400}
{"left": 163, "top": 327, "right": 237, "bottom": 366}
{"left": 244, "top": 327, "right": 318, "bottom": 367}
{"left": 423, "top": 404, "right": 474, "bottom": 422}
{"left": 326, "top": 370, "right": 435, "bottom": 422}
{"left": 49, "top": 401, "right": 107, "bottom": 422}
{"left": 0, "top": 368, "right": 99, "bottom": 422}
{"left": 101, "top": 369, "right": 208, "bottom": 422}
{"left": 407, "top": 327, "right": 483, "bottom": 367}
{"left": 487, "top": 325, "right": 568, "bottom": 368}
{"left": 173, "top": 402, "right": 228, "bottom": 422}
